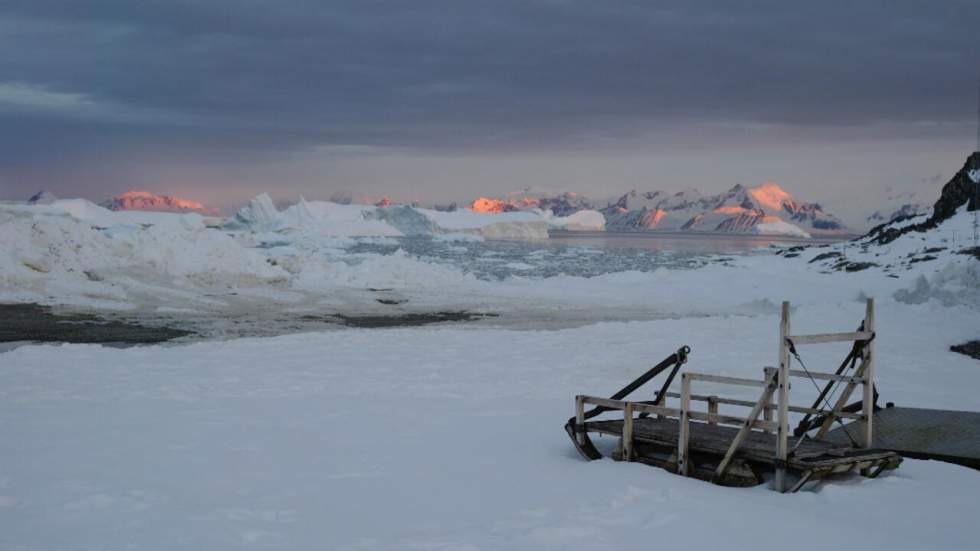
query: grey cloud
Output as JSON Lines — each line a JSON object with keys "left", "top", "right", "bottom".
{"left": 0, "top": 1, "right": 978, "bottom": 199}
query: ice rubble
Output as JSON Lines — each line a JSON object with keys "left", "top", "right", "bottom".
{"left": 222, "top": 195, "right": 555, "bottom": 239}
{"left": 0, "top": 201, "right": 287, "bottom": 304}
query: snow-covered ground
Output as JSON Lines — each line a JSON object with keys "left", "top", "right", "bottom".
{"left": 0, "top": 200, "right": 978, "bottom": 549}
{"left": 1, "top": 300, "right": 978, "bottom": 550}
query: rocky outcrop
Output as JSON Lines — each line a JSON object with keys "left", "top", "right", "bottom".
{"left": 867, "top": 152, "right": 980, "bottom": 245}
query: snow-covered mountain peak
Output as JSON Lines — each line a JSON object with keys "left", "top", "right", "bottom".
{"left": 101, "top": 190, "right": 219, "bottom": 216}
{"left": 746, "top": 181, "right": 796, "bottom": 213}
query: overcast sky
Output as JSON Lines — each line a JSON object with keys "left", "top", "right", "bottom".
{"left": 0, "top": 0, "right": 978, "bottom": 215}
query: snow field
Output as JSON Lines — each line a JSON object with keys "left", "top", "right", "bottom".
{"left": 1, "top": 300, "right": 978, "bottom": 550}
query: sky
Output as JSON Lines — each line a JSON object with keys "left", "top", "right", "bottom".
{"left": 0, "top": 0, "right": 978, "bottom": 218}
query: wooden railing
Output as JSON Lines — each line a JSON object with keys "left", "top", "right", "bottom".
{"left": 573, "top": 298, "right": 876, "bottom": 493}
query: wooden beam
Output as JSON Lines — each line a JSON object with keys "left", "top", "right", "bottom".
{"left": 814, "top": 359, "right": 868, "bottom": 440}
{"left": 685, "top": 373, "right": 768, "bottom": 388}
{"left": 688, "top": 411, "right": 776, "bottom": 431}
{"left": 787, "top": 370, "right": 865, "bottom": 385}
{"left": 575, "top": 395, "right": 586, "bottom": 447}
{"left": 580, "top": 396, "right": 627, "bottom": 410}
{"left": 631, "top": 402, "right": 682, "bottom": 418}
{"left": 789, "top": 470, "right": 814, "bottom": 493}
{"left": 714, "top": 370, "right": 778, "bottom": 482}
{"left": 623, "top": 402, "right": 634, "bottom": 461}
{"left": 707, "top": 396, "right": 718, "bottom": 426}
{"left": 862, "top": 298, "right": 876, "bottom": 451}
{"left": 775, "top": 301, "right": 791, "bottom": 493}
{"left": 785, "top": 331, "right": 873, "bottom": 345}
{"left": 654, "top": 390, "right": 862, "bottom": 419}
{"left": 763, "top": 368, "right": 775, "bottom": 435}
{"left": 678, "top": 374, "right": 691, "bottom": 477}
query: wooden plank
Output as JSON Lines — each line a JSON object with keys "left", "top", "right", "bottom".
{"left": 576, "top": 395, "right": 586, "bottom": 446}
{"left": 623, "top": 402, "right": 634, "bottom": 461}
{"left": 714, "top": 369, "right": 778, "bottom": 481}
{"left": 785, "top": 331, "right": 874, "bottom": 345}
{"left": 631, "top": 402, "right": 682, "bottom": 418}
{"left": 656, "top": 390, "right": 863, "bottom": 419}
{"left": 789, "top": 470, "right": 814, "bottom": 493}
{"left": 762, "top": 368, "right": 774, "bottom": 435}
{"left": 775, "top": 301, "right": 791, "bottom": 493}
{"left": 707, "top": 397, "right": 718, "bottom": 426}
{"left": 584, "top": 417, "right": 900, "bottom": 471}
{"left": 688, "top": 411, "right": 776, "bottom": 431}
{"left": 862, "top": 298, "right": 876, "bottom": 452}
{"left": 862, "top": 298, "right": 876, "bottom": 448}
{"left": 678, "top": 374, "right": 691, "bottom": 477}
{"left": 686, "top": 373, "right": 768, "bottom": 388}
{"left": 580, "top": 396, "right": 628, "bottom": 410}
{"left": 787, "top": 370, "right": 865, "bottom": 385}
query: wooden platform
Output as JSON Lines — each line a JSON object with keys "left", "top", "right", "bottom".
{"left": 582, "top": 416, "right": 901, "bottom": 483}
{"left": 826, "top": 406, "right": 980, "bottom": 469}
{"left": 567, "top": 299, "right": 905, "bottom": 492}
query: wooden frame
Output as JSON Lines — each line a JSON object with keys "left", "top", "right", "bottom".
{"left": 569, "top": 298, "right": 881, "bottom": 493}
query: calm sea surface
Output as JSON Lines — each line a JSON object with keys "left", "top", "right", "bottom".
{"left": 341, "top": 231, "right": 851, "bottom": 281}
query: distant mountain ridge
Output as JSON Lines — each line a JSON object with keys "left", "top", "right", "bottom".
{"left": 469, "top": 182, "right": 848, "bottom": 237}
{"left": 100, "top": 191, "right": 219, "bottom": 216}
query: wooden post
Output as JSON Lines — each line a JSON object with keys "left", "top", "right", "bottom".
{"left": 862, "top": 297, "right": 875, "bottom": 449}
{"left": 763, "top": 367, "right": 775, "bottom": 435}
{"left": 707, "top": 396, "right": 718, "bottom": 425}
{"left": 861, "top": 298, "right": 876, "bottom": 475}
{"left": 575, "top": 395, "right": 586, "bottom": 447}
{"left": 678, "top": 374, "right": 691, "bottom": 476}
{"left": 774, "top": 301, "right": 791, "bottom": 492}
{"left": 623, "top": 402, "right": 634, "bottom": 462}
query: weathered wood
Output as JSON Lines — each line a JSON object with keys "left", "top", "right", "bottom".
{"left": 583, "top": 417, "right": 901, "bottom": 473}
{"left": 787, "top": 370, "right": 865, "bottom": 385}
{"left": 789, "top": 470, "right": 814, "bottom": 493}
{"left": 794, "top": 332, "right": 863, "bottom": 436}
{"left": 785, "top": 331, "right": 873, "bottom": 345}
{"left": 707, "top": 397, "right": 718, "bottom": 426}
{"left": 623, "top": 402, "right": 634, "bottom": 461}
{"left": 862, "top": 298, "right": 875, "bottom": 450}
{"left": 655, "top": 390, "right": 863, "bottom": 419}
{"left": 678, "top": 374, "right": 691, "bottom": 477}
{"left": 775, "top": 301, "right": 791, "bottom": 492}
{"left": 580, "top": 396, "right": 628, "bottom": 410}
{"left": 713, "top": 370, "right": 778, "bottom": 482}
{"left": 686, "top": 373, "right": 769, "bottom": 388}
{"left": 631, "top": 402, "right": 682, "bottom": 418}
{"left": 814, "top": 359, "right": 868, "bottom": 440}
{"left": 575, "top": 395, "right": 586, "bottom": 447}
{"left": 688, "top": 411, "right": 776, "bottom": 431}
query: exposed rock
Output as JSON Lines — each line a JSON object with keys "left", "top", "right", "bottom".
{"left": 867, "top": 152, "right": 980, "bottom": 245}
{"left": 27, "top": 190, "right": 58, "bottom": 205}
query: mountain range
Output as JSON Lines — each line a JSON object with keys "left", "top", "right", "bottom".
{"left": 470, "top": 182, "right": 848, "bottom": 236}
{"left": 24, "top": 181, "right": 920, "bottom": 237}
